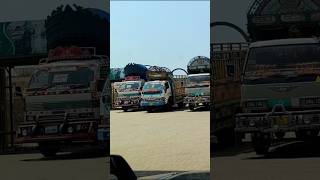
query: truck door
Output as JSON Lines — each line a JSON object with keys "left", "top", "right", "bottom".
{"left": 166, "top": 81, "right": 175, "bottom": 105}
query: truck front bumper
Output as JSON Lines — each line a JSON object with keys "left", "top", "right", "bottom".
{"left": 235, "top": 109, "right": 320, "bottom": 133}
{"left": 184, "top": 96, "right": 210, "bottom": 105}
{"left": 16, "top": 120, "right": 99, "bottom": 144}
{"left": 117, "top": 98, "right": 141, "bottom": 108}
{"left": 140, "top": 100, "right": 166, "bottom": 107}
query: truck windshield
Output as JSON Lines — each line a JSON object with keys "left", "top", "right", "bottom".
{"left": 28, "top": 67, "right": 94, "bottom": 89}
{"left": 187, "top": 74, "right": 210, "bottom": 88}
{"left": 118, "top": 81, "right": 141, "bottom": 92}
{"left": 143, "top": 83, "right": 164, "bottom": 94}
{"left": 244, "top": 44, "right": 320, "bottom": 84}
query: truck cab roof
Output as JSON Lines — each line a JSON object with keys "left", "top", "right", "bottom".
{"left": 250, "top": 38, "right": 320, "bottom": 48}
{"left": 188, "top": 73, "right": 210, "bottom": 77}
{"left": 145, "top": 80, "right": 167, "bottom": 83}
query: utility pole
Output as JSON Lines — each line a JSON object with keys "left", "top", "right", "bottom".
{"left": 0, "top": 68, "right": 6, "bottom": 151}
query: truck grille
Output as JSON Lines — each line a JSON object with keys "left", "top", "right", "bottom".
{"left": 38, "top": 114, "right": 65, "bottom": 122}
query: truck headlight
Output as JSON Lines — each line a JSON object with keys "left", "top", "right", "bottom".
{"left": 304, "top": 118, "right": 311, "bottom": 124}
{"left": 26, "top": 115, "right": 35, "bottom": 121}
{"left": 249, "top": 119, "right": 256, "bottom": 126}
{"left": 22, "top": 129, "right": 28, "bottom": 136}
{"left": 68, "top": 127, "right": 74, "bottom": 133}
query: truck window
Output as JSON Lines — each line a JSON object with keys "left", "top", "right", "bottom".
{"left": 244, "top": 44, "right": 320, "bottom": 84}
{"left": 29, "top": 70, "right": 49, "bottom": 89}
{"left": 187, "top": 75, "right": 210, "bottom": 88}
{"left": 29, "top": 67, "right": 94, "bottom": 89}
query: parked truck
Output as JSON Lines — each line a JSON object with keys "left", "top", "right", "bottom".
{"left": 140, "top": 66, "right": 185, "bottom": 112}
{"left": 116, "top": 63, "right": 148, "bottom": 112}
{"left": 234, "top": 0, "right": 320, "bottom": 154}
{"left": 16, "top": 46, "right": 109, "bottom": 157}
{"left": 184, "top": 56, "right": 210, "bottom": 110}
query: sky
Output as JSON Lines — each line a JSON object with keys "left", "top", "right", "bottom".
{"left": 111, "top": 1, "right": 210, "bottom": 73}
{"left": 211, "top": 0, "right": 253, "bottom": 43}
{"left": 0, "top": 0, "right": 109, "bottom": 22}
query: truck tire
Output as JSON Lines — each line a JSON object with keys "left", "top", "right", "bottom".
{"left": 275, "top": 132, "right": 285, "bottom": 140}
{"left": 146, "top": 107, "right": 154, "bottom": 113}
{"left": 38, "top": 142, "right": 59, "bottom": 158}
{"left": 189, "top": 104, "right": 195, "bottom": 111}
{"left": 178, "top": 102, "right": 184, "bottom": 109}
{"left": 252, "top": 133, "right": 270, "bottom": 155}
{"left": 296, "top": 130, "right": 319, "bottom": 140}
{"left": 253, "top": 144, "right": 269, "bottom": 155}
{"left": 204, "top": 103, "right": 210, "bottom": 110}
{"left": 122, "top": 107, "right": 129, "bottom": 112}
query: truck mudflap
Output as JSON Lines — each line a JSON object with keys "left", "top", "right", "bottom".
{"left": 235, "top": 105, "right": 320, "bottom": 133}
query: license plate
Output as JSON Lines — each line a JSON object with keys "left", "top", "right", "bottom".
{"left": 45, "top": 126, "right": 58, "bottom": 134}
{"left": 275, "top": 116, "right": 289, "bottom": 125}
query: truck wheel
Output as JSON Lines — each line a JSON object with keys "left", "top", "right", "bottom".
{"left": 189, "top": 104, "right": 195, "bottom": 111}
{"left": 38, "top": 142, "right": 59, "bottom": 158}
{"left": 252, "top": 133, "right": 270, "bottom": 155}
{"left": 275, "top": 132, "right": 285, "bottom": 140}
{"left": 122, "top": 107, "right": 129, "bottom": 112}
{"left": 204, "top": 103, "right": 210, "bottom": 110}
{"left": 178, "top": 102, "right": 184, "bottom": 108}
{"left": 146, "top": 107, "right": 154, "bottom": 113}
{"left": 296, "top": 130, "right": 319, "bottom": 140}
{"left": 253, "top": 144, "right": 269, "bottom": 155}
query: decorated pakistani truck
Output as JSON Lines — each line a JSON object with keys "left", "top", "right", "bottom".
{"left": 16, "top": 47, "right": 109, "bottom": 157}
{"left": 233, "top": 0, "right": 320, "bottom": 154}
{"left": 116, "top": 63, "right": 148, "bottom": 112}
{"left": 140, "top": 66, "right": 186, "bottom": 112}
{"left": 184, "top": 56, "right": 210, "bottom": 110}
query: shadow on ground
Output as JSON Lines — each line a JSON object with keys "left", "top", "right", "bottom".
{"left": 134, "top": 171, "right": 185, "bottom": 178}
{"left": 187, "top": 107, "right": 210, "bottom": 112}
{"left": 211, "top": 142, "right": 254, "bottom": 158}
{"left": 246, "top": 139, "right": 320, "bottom": 160}
{"left": 21, "top": 147, "right": 108, "bottom": 161}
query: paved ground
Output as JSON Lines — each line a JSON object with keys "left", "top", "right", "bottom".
{"left": 0, "top": 152, "right": 109, "bottom": 180}
{"left": 212, "top": 135, "right": 320, "bottom": 180}
{"left": 110, "top": 109, "right": 210, "bottom": 173}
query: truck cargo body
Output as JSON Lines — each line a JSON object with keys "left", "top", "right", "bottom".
{"left": 211, "top": 43, "right": 247, "bottom": 145}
